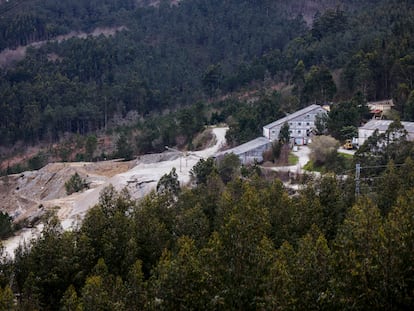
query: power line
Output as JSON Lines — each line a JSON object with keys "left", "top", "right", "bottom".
{"left": 354, "top": 161, "right": 411, "bottom": 196}
{"left": 358, "top": 163, "right": 406, "bottom": 170}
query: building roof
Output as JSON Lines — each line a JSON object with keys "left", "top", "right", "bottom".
{"left": 216, "top": 137, "right": 271, "bottom": 157}
{"left": 360, "top": 120, "right": 414, "bottom": 133}
{"left": 263, "top": 104, "right": 325, "bottom": 129}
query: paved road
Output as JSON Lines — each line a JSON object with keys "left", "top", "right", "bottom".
{"left": 266, "top": 146, "right": 311, "bottom": 174}
{"left": 268, "top": 145, "right": 357, "bottom": 174}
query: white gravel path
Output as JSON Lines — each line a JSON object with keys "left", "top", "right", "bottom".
{"left": 268, "top": 145, "right": 311, "bottom": 174}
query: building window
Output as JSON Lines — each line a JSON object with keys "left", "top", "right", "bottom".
{"left": 306, "top": 122, "right": 310, "bottom": 126}
{"left": 298, "top": 122, "right": 301, "bottom": 126}
{"left": 298, "top": 130, "right": 301, "bottom": 133}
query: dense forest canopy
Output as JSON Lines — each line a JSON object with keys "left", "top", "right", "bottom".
{"left": 1, "top": 149, "right": 414, "bottom": 309}
{"left": 0, "top": 0, "right": 414, "bottom": 154}
{"left": 0, "top": 0, "right": 307, "bottom": 147}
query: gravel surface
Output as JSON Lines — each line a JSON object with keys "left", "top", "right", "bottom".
{"left": 2, "top": 127, "right": 228, "bottom": 258}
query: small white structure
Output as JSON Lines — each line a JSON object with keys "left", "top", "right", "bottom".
{"left": 262, "top": 104, "right": 327, "bottom": 144}
{"left": 358, "top": 119, "right": 414, "bottom": 146}
{"left": 367, "top": 99, "right": 394, "bottom": 113}
{"left": 216, "top": 137, "right": 272, "bottom": 165}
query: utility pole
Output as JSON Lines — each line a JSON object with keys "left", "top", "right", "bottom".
{"left": 355, "top": 163, "right": 361, "bottom": 197}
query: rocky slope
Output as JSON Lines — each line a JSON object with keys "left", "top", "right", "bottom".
{"left": 1, "top": 127, "right": 227, "bottom": 257}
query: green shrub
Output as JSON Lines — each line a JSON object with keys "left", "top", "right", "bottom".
{"left": 0, "top": 212, "right": 13, "bottom": 239}
{"left": 65, "top": 173, "right": 88, "bottom": 195}
{"left": 28, "top": 152, "right": 47, "bottom": 170}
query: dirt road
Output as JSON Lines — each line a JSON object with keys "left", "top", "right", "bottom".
{"left": 2, "top": 127, "right": 228, "bottom": 258}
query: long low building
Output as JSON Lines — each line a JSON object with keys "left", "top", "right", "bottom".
{"left": 358, "top": 119, "right": 414, "bottom": 146}
{"left": 215, "top": 137, "right": 272, "bottom": 165}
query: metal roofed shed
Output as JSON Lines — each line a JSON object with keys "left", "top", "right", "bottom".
{"left": 215, "top": 137, "right": 272, "bottom": 165}
{"left": 358, "top": 120, "right": 414, "bottom": 146}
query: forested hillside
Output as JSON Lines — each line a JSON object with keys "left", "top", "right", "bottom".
{"left": 1, "top": 151, "right": 414, "bottom": 309}
{"left": 0, "top": 0, "right": 136, "bottom": 48}
{"left": 1, "top": 0, "right": 413, "bottom": 157}
{"left": 0, "top": 0, "right": 306, "bottom": 147}
{"left": 2, "top": 1, "right": 414, "bottom": 309}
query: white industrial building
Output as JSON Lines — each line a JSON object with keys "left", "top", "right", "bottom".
{"left": 358, "top": 120, "right": 414, "bottom": 146}
{"left": 215, "top": 105, "right": 327, "bottom": 165}
{"left": 215, "top": 137, "right": 272, "bottom": 165}
{"left": 262, "top": 104, "right": 327, "bottom": 145}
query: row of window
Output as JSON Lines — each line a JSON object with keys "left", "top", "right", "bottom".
{"left": 289, "top": 122, "right": 311, "bottom": 126}
{"left": 270, "top": 122, "right": 313, "bottom": 135}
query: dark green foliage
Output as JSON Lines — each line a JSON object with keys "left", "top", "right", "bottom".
{"left": 0, "top": 0, "right": 305, "bottom": 148}
{"left": 315, "top": 111, "right": 328, "bottom": 135}
{"left": 156, "top": 168, "right": 180, "bottom": 197}
{"left": 272, "top": 141, "right": 283, "bottom": 160}
{"left": 190, "top": 157, "right": 216, "bottom": 185}
{"left": 333, "top": 199, "right": 386, "bottom": 309}
{"left": 355, "top": 119, "right": 413, "bottom": 171}
{"left": 292, "top": 60, "right": 306, "bottom": 95}
{"left": 225, "top": 92, "right": 284, "bottom": 146}
{"left": 202, "top": 64, "right": 223, "bottom": 97}
{"left": 217, "top": 153, "right": 241, "bottom": 184}
{"left": 384, "top": 190, "right": 414, "bottom": 308}
{"left": 0, "top": 0, "right": 136, "bottom": 50}
{"left": 177, "top": 102, "right": 206, "bottom": 146}
{"left": 0, "top": 285, "right": 14, "bottom": 310}
{"left": 268, "top": 225, "right": 333, "bottom": 310}
{"left": 115, "top": 132, "right": 133, "bottom": 161}
{"left": 27, "top": 152, "right": 47, "bottom": 171}
{"left": 317, "top": 176, "right": 348, "bottom": 240}
{"left": 1, "top": 0, "right": 414, "bottom": 165}
{"left": 85, "top": 135, "right": 97, "bottom": 161}
{"left": 0, "top": 212, "right": 13, "bottom": 239}
{"left": 278, "top": 122, "right": 290, "bottom": 144}
{"left": 312, "top": 8, "right": 348, "bottom": 40}
{"left": 301, "top": 65, "right": 337, "bottom": 105}
{"left": 65, "top": 173, "right": 88, "bottom": 195}
{"left": 6, "top": 160, "right": 414, "bottom": 309}
{"left": 327, "top": 99, "right": 368, "bottom": 140}
{"left": 60, "top": 284, "right": 81, "bottom": 311}
{"left": 150, "top": 237, "right": 209, "bottom": 310}
{"left": 403, "top": 90, "right": 414, "bottom": 121}
{"left": 13, "top": 214, "right": 77, "bottom": 309}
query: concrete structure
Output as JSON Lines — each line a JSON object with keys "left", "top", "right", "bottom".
{"left": 262, "top": 104, "right": 327, "bottom": 145}
{"left": 367, "top": 99, "right": 394, "bottom": 113}
{"left": 358, "top": 119, "right": 414, "bottom": 146}
{"left": 367, "top": 99, "right": 394, "bottom": 119}
{"left": 215, "top": 137, "right": 272, "bottom": 165}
